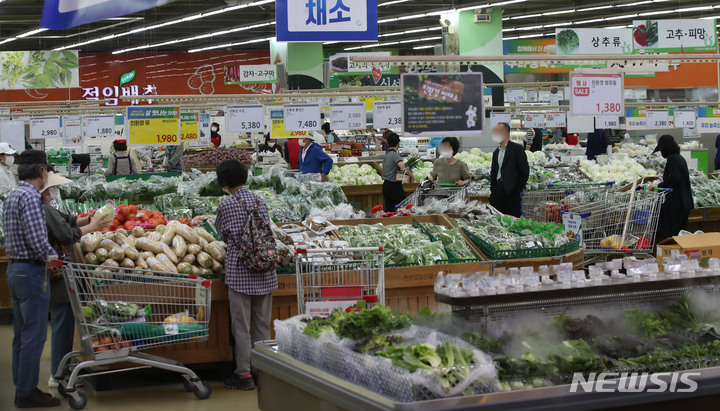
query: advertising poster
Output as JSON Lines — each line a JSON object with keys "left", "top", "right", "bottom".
{"left": 401, "top": 73, "right": 484, "bottom": 137}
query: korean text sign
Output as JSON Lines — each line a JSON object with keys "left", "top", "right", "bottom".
{"left": 276, "top": 0, "right": 378, "bottom": 42}
{"left": 127, "top": 107, "right": 180, "bottom": 146}
{"left": 569, "top": 72, "right": 624, "bottom": 116}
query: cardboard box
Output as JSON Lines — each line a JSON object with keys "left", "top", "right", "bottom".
{"left": 656, "top": 233, "right": 720, "bottom": 271}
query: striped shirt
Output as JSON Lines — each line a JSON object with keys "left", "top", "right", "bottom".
{"left": 3, "top": 181, "right": 56, "bottom": 261}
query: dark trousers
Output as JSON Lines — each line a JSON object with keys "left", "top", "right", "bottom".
{"left": 490, "top": 186, "right": 522, "bottom": 217}
{"left": 383, "top": 180, "right": 406, "bottom": 212}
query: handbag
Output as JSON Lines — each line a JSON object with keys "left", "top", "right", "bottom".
{"left": 47, "top": 240, "right": 72, "bottom": 281}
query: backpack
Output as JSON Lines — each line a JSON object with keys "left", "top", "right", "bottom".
{"left": 234, "top": 195, "right": 277, "bottom": 273}
{"left": 113, "top": 153, "right": 134, "bottom": 175}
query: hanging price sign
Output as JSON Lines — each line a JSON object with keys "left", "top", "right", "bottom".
{"left": 506, "top": 88, "right": 525, "bottom": 102}
{"left": 127, "top": 106, "right": 180, "bottom": 146}
{"left": 524, "top": 112, "right": 545, "bottom": 128}
{"left": 373, "top": 102, "right": 402, "bottom": 129}
{"left": 63, "top": 116, "right": 83, "bottom": 146}
{"left": 545, "top": 112, "right": 567, "bottom": 128}
{"left": 225, "top": 105, "right": 265, "bottom": 133}
{"left": 30, "top": 116, "right": 61, "bottom": 139}
{"left": 84, "top": 115, "right": 116, "bottom": 138}
{"left": 646, "top": 109, "right": 670, "bottom": 129}
{"left": 674, "top": 109, "right": 697, "bottom": 129}
{"left": 596, "top": 116, "right": 620, "bottom": 129}
{"left": 490, "top": 112, "right": 512, "bottom": 128}
{"left": 570, "top": 72, "right": 624, "bottom": 116}
{"left": 190, "top": 114, "right": 213, "bottom": 148}
{"left": 330, "top": 103, "right": 366, "bottom": 130}
{"left": 180, "top": 112, "right": 199, "bottom": 141}
{"left": 283, "top": 104, "right": 321, "bottom": 132}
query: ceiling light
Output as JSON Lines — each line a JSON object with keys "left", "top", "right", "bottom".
{"left": 380, "top": 0, "right": 410, "bottom": 5}
{"left": 519, "top": 33, "right": 545, "bottom": 38}
{"left": 503, "top": 36, "right": 520, "bottom": 40}
{"left": 543, "top": 9, "right": 575, "bottom": 16}
{"left": 413, "top": 45, "right": 435, "bottom": 50}
{"left": 404, "top": 28, "right": 429, "bottom": 34}
{"left": 578, "top": 5, "right": 613, "bottom": 12}
{"left": 701, "top": 14, "right": 720, "bottom": 19}
{"left": 605, "top": 25, "right": 632, "bottom": 29}
{"left": 545, "top": 22, "right": 573, "bottom": 27}
{"left": 492, "top": 0, "right": 527, "bottom": 6}
{"left": 0, "top": 37, "right": 16, "bottom": 45}
{"left": 188, "top": 36, "right": 273, "bottom": 53}
{"left": 605, "top": 13, "right": 638, "bottom": 20}
{"left": 639, "top": 10, "right": 674, "bottom": 16}
{"left": 511, "top": 13, "right": 541, "bottom": 19}
{"left": 16, "top": 28, "right": 47, "bottom": 38}
{"left": 675, "top": 6, "right": 715, "bottom": 13}
{"left": 619, "top": 1, "right": 654, "bottom": 7}
{"left": 518, "top": 25, "right": 543, "bottom": 31}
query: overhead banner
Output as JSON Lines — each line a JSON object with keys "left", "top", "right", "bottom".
{"left": 697, "top": 108, "right": 720, "bottom": 132}
{"left": 84, "top": 115, "right": 116, "bottom": 138}
{"left": 224, "top": 64, "right": 278, "bottom": 85}
{"left": 41, "top": 0, "right": 173, "bottom": 30}
{"left": 556, "top": 28, "right": 633, "bottom": 55}
{"left": 632, "top": 19, "right": 717, "bottom": 52}
{"left": 29, "top": 116, "right": 61, "bottom": 139}
{"left": 0, "top": 51, "right": 79, "bottom": 90}
{"left": 276, "top": 0, "right": 378, "bottom": 42}
{"left": 401, "top": 73, "right": 484, "bottom": 137}
{"left": 126, "top": 107, "right": 180, "bottom": 146}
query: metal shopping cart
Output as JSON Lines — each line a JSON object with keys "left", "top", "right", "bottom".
{"left": 397, "top": 179, "right": 468, "bottom": 209}
{"left": 560, "top": 186, "right": 670, "bottom": 265}
{"left": 53, "top": 261, "right": 213, "bottom": 410}
{"left": 522, "top": 182, "right": 616, "bottom": 223}
{"left": 296, "top": 247, "right": 385, "bottom": 315}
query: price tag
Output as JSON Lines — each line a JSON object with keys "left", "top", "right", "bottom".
{"left": 570, "top": 72, "right": 624, "bottom": 116}
{"left": 163, "top": 323, "right": 179, "bottom": 335}
{"left": 525, "top": 89, "right": 538, "bottom": 102}
{"left": 524, "top": 112, "right": 545, "bottom": 128}
{"left": 189, "top": 113, "right": 213, "bottom": 148}
{"left": 545, "top": 112, "right": 567, "bottom": 128}
{"left": 84, "top": 115, "right": 116, "bottom": 138}
{"left": 127, "top": 106, "right": 180, "bottom": 146}
{"left": 283, "top": 104, "right": 321, "bottom": 132}
{"left": 674, "top": 109, "right": 697, "bottom": 129}
{"left": 538, "top": 91, "right": 551, "bottom": 102}
{"left": 234, "top": 64, "right": 277, "bottom": 84}
{"left": 330, "top": 103, "right": 366, "bottom": 130}
{"left": 225, "top": 105, "right": 265, "bottom": 133}
{"left": 29, "top": 116, "right": 61, "bottom": 139}
{"left": 646, "top": 109, "right": 670, "bottom": 129}
{"left": 490, "top": 112, "right": 512, "bottom": 128}
{"left": 596, "top": 116, "right": 620, "bottom": 129}
{"left": 506, "top": 88, "right": 525, "bottom": 102}
{"left": 373, "top": 102, "right": 402, "bottom": 129}
{"left": 63, "top": 116, "right": 83, "bottom": 146}
{"left": 180, "top": 112, "right": 199, "bottom": 141}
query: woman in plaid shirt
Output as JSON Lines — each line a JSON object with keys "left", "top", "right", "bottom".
{"left": 214, "top": 160, "right": 277, "bottom": 391}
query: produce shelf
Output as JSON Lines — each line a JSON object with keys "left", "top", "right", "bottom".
{"left": 461, "top": 227, "right": 580, "bottom": 260}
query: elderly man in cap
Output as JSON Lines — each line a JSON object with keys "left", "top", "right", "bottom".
{"left": 4, "top": 150, "right": 61, "bottom": 408}
{"left": 0, "top": 142, "right": 18, "bottom": 189}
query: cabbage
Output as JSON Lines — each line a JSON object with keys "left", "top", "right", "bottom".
{"left": 93, "top": 203, "right": 116, "bottom": 228}
{"left": 328, "top": 164, "right": 382, "bottom": 185}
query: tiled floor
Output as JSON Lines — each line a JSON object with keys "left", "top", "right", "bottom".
{"left": 0, "top": 323, "right": 260, "bottom": 411}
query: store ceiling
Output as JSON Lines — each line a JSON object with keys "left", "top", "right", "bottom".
{"left": 0, "top": 0, "right": 718, "bottom": 54}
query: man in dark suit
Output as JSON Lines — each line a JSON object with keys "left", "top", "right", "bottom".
{"left": 490, "top": 122, "right": 529, "bottom": 217}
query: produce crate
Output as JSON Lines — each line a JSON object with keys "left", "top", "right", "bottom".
{"left": 106, "top": 172, "right": 181, "bottom": 182}
{"left": 410, "top": 219, "right": 482, "bottom": 264}
{"left": 461, "top": 227, "right": 579, "bottom": 260}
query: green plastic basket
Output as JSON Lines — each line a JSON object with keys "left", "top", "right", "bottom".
{"left": 461, "top": 227, "right": 577, "bottom": 260}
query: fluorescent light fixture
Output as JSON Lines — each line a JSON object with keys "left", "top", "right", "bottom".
{"left": 0, "top": 37, "right": 16, "bottom": 45}
{"left": 413, "top": 45, "right": 435, "bottom": 50}
{"left": 619, "top": 1, "right": 654, "bottom": 7}
{"left": 16, "top": 28, "right": 47, "bottom": 38}
{"left": 502, "top": 17, "right": 511, "bottom": 20}
{"left": 188, "top": 36, "right": 273, "bottom": 53}
{"left": 543, "top": 9, "right": 575, "bottom": 16}
{"left": 605, "top": 25, "right": 632, "bottom": 29}
{"left": 503, "top": 36, "right": 520, "bottom": 40}
{"left": 404, "top": 28, "right": 429, "bottom": 34}
{"left": 517, "top": 25, "right": 543, "bottom": 30}
{"left": 380, "top": 0, "right": 410, "bottom": 5}
{"left": 578, "top": 5, "right": 613, "bottom": 12}
{"left": 701, "top": 15, "right": 720, "bottom": 19}
{"left": 344, "top": 44, "right": 378, "bottom": 51}
{"left": 675, "top": 6, "right": 715, "bottom": 13}
{"left": 323, "top": 41, "right": 341, "bottom": 45}
{"left": 519, "top": 33, "right": 545, "bottom": 38}
{"left": 639, "top": 10, "right": 674, "bottom": 16}
{"left": 511, "top": 13, "right": 541, "bottom": 19}
{"left": 492, "top": 0, "right": 527, "bottom": 6}
{"left": 545, "top": 22, "right": 573, "bottom": 27}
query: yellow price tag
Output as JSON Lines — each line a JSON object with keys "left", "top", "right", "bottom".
{"left": 359, "top": 97, "right": 383, "bottom": 111}
{"left": 270, "top": 110, "right": 307, "bottom": 138}
{"left": 180, "top": 112, "right": 199, "bottom": 141}
{"left": 127, "top": 107, "right": 180, "bottom": 146}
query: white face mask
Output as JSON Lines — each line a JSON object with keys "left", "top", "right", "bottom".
{"left": 440, "top": 150, "right": 453, "bottom": 159}
{"left": 268, "top": 142, "right": 276, "bottom": 147}
{"left": 211, "top": 127, "right": 218, "bottom": 132}
{"left": 491, "top": 133, "right": 504, "bottom": 144}
{"left": 4, "top": 155, "right": 13, "bottom": 166}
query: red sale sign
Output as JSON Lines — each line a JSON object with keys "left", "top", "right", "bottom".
{"left": 570, "top": 72, "right": 624, "bottom": 116}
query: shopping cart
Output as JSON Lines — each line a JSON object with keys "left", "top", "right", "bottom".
{"left": 53, "top": 261, "right": 213, "bottom": 410}
{"left": 398, "top": 180, "right": 468, "bottom": 209}
{"left": 560, "top": 186, "right": 670, "bottom": 265}
{"left": 295, "top": 247, "right": 385, "bottom": 315}
{"left": 522, "top": 181, "right": 616, "bottom": 223}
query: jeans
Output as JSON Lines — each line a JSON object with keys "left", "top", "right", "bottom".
{"left": 50, "top": 302, "right": 74, "bottom": 375}
{"left": 7, "top": 261, "right": 50, "bottom": 398}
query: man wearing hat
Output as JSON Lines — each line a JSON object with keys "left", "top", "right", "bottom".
{"left": 4, "top": 150, "right": 61, "bottom": 408}
{"left": 0, "top": 142, "right": 18, "bottom": 190}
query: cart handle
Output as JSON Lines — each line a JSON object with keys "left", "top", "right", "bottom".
{"left": 636, "top": 185, "right": 673, "bottom": 193}
{"left": 295, "top": 246, "right": 385, "bottom": 254}
{"left": 546, "top": 181, "right": 615, "bottom": 188}
{"left": 50, "top": 259, "right": 64, "bottom": 267}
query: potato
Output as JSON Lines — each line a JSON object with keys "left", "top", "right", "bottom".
{"left": 116, "top": 228, "right": 128, "bottom": 237}
{"left": 136, "top": 255, "right": 149, "bottom": 270}
{"left": 124, "top": 235, "right": 137, "bottom": 248}
{"left": 108, "top": 247, "right": 125, "bottom": 261}
{"left": 99, "top": 239, "right": 119, "bottom": 252}
{"left": 175, "top": 224, "right": 201, "bottom": 244}
{"left": 216, "top": 241, "right": 227, "bottom": 249}
{"left": 136, "top": 237, "right": 164, "bottom": 254}
{"left": 101, "top": 259, "right": 119, "bottom": 268}
{"left": 161, "top": 224, "right": 176, "bottom": 245}
{"left": 147, "top": 232, "right": 162, "bottom": 242}
{"left": 194, "top": 227, "right": 215, "bottom": 243}
{"left": 95, "top": 248, "right": 108, "bottom": 263}
{"left": 191, "top": 265, "right": 201, "bottom": 275}
{"left": 114, "top": 232, "right": 130, "bottom": 246}
{"left": 199, "top": 268, "right": 212, "bottom": 275}
{"left": 187, "top": 244, "right": 201, "bottom": 255}
{"left": 139, "top": 251, "right": 154, "bottom": 260}
{"left": 161, "top": 243, "right": 179, "bottom": 264}
{"left": 81, "top": 232, "right": 102, "bottom": 253}
{"left": 211, "top": 259, "right": 223, "bottom": 273}
{"left": 121, "top": 258, "right": 135, "bottom": 268}
{"left": 155, "top": 224, "right": 166, "bottom": 234}
{"left": 132, "top": 226, "right": 145, "bottom": 238}
{"left": 120, "top": 243, "right": 139, "bottom": 260}
{"left": 156, "top": 254, "right": 178, "bottom": 273}
{"left": 177, "top": 262, "right": 193, "bottom": 274}
{"left": 103, "top": 232, "right": 116, "bottom": 242}
{"left": 85, "top": 252, "right": 98, "bottom": 265}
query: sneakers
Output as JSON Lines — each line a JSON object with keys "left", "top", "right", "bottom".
{"left": 15, "top": 389, "right": 61, "bottom": 408}
{"left": 223, "top": 374, "right": 255, "bottom": 390}
{"left": 48, "top": 376, "right": 58, "bottom": 389}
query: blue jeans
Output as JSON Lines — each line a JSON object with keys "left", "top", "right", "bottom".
{"left": 7, "top": 261, "right": 50, "bottom": 398}
{"left": 50, "top": 302, "right": 74, "bottom": 375}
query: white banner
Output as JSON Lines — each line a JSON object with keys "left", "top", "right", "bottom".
{"left": 556, "top": 28, "right": 633, "bottom": 55}
{"left": 673, "top": 109, "right": 697, "bottom": 129}
{"left": 523, "top": 112, "right": 545, "bottom": 128}
{"left": 225, "top": 105, "right": 265, "bottom": 133}
{"left": 84, "top": 115, "right": 116, "bottom": 138}
{"left": 63, "top": 116, "right": 83, "bottom": 146}
{"left": 646, "top": 109, "right": 670, "bottom": 129}
{"left": 545, "top": 112, "right": 567, "bottom": 128}
{"left": 596, "top": 116, "right": 620, "bottom": 129}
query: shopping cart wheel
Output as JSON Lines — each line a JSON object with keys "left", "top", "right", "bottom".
{"left": 192, "top": 382, "right": 212, "bottom": 400}
{"left": 68, "top": 392, "right": 87, "bottom": 410}
{"left": 181, "top": 377, "right": 194, "bottom": 392}
{"left": 57, "top": 381, "right": 68, "bottom": 397}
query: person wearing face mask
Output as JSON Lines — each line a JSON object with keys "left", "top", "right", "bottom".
{"left": 0, "top": 142, "right": 18, "bottom": 190}
{"left": 650, "top": 135, "right": 693, "bottom": 241}
{"left": 382, "top": 132, "right": 414, "bottom": 212}
{"left": 321, "top": 122, "right": 338, "bottom": 144}
{"left": 490, "top": 123, "right": 529, "bottom": 217}
{"left": 211, "top": 122, "right": 222, "bottom": 148}
{"left": 259, "top": 133, "right": 283, "bottom": 156}
{"left": 428, "top": 137, "right": 471, "bottom": 186}
{"left": 298, "top": 135, "right": 333, "bottom": 177}
{"left": 40, "top": 172, "right": 110, "bottom": 389}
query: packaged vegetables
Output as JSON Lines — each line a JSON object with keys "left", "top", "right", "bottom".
{"left": 327, "top": 164, "right": 382, "bottom": 185}
{"left": 458, "top": 216, "right": 573, "bottom": 256}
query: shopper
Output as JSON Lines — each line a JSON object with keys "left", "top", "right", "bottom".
{"left": 524, "top": 128, "right": 543, "bottom": 152}
{"left": 258, "top": 133, "right": 283, "bottom": 156}
{"left": 214, "top": 160, "right": 277, "bottom": 391}
{"left": 714, "top": 133, "right": 720, "bottom": 171}
{"left": 41, "top": 172, "right": 109, "bottom": 389}
{"left": 490, "top": 123, "right": 529, "bottom": 217}
{"left": 0, "top": 142, "right": 18, "bottom": 190}
{"left": 130, "top": 148, "right": 152, "bottom": 171}
{"left": 375, "top": 129, "right": 391, "bottom": 151}
{"left": 284, "top": 137, "right": 302, "bottom": 170}
{"left": 4, "top": 150, "right": 60, "bottom": 408}
{"left": 70, "top": 153, "right": 90, "bottom": 173}
{"left": 321, "top": 122, "right": 338, "bottom": 144}
{"left": 651, "top": 135, "right": 694, "bottom": 241}
{"left": 298, "top": 136, "right": 333, "bottom": 176}
{"left": 106, "top": 140, "right": 138, "bottom": 176}
{"left": 428, "top": 137, "right": 471, "bottom": 186}
{"left": 211, "top": 122, "right": 222, "bottom": 148}
{"left": 166, "top": 143, "right": 185, "bottom": 173}
{"left": 382, "top": 132, "right": 414, "bottom": 212}
{"left": 585, "top": 128, "right": 609, "bottom": 161}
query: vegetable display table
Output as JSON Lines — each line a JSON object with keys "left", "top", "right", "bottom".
{"left": 106, "top": 172, "right": 181, "bottom": 182}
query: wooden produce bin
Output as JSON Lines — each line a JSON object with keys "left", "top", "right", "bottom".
{"left": 341, "top": 182, "right": 418, "bottom": 210}
{"left": 687, "top": 207, "right": 720, "bottom": 233}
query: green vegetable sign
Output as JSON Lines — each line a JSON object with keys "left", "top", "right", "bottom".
{"left": 555, "top": 28, "right": 633, "bottom": 55}
{"left": 0, "top": 51, "right": 79, "bottom": 90}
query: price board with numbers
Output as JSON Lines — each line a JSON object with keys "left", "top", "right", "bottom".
{"left": 674, "top": 109, "right": 697, "bottom": 129}
{"left": 545, "top": 112, "right": 567, "bottom": 128}
{"left": 283, "top": 104, "right": 321, "bottom": 132}
{"left": 30, "top": 116, "right": 61, "bottom": 139}
{"left": 524, "top": 112, "right": 545, "bottom": 128}
{"left": 373, "top": 102, "right": 402, "bottom": 129}
{"left": 596, "top": 116, "right": 620, "bottom": 129}
{"left": 84, "top": 115, "right": 116, "bottom": 138}
{"left": 570, "top": 72, "right": 624, "bottom": 116}
{"left": 180, "top": 112, "right": 199, "bottom": 141}
{"left": 225, "top": 105, "right": 265, "bottom": 133}
{"left": 330, "top": 103, "right": 366, "bottom": 130}
{"left": 646, "top": 109, "right": 670, "bottom": 129}
{"left": 127, "top": 106, "right": 180, "bottom": 146}
{"left": 506, "top": 88, "right": 525, "bottom": 102}
{"left": 490, "top": 112, "right": 512, "bottom": 128}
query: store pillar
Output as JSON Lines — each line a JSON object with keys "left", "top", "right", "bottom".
{"left": 271, "top": 40, "right": 324, "bottom": 90}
